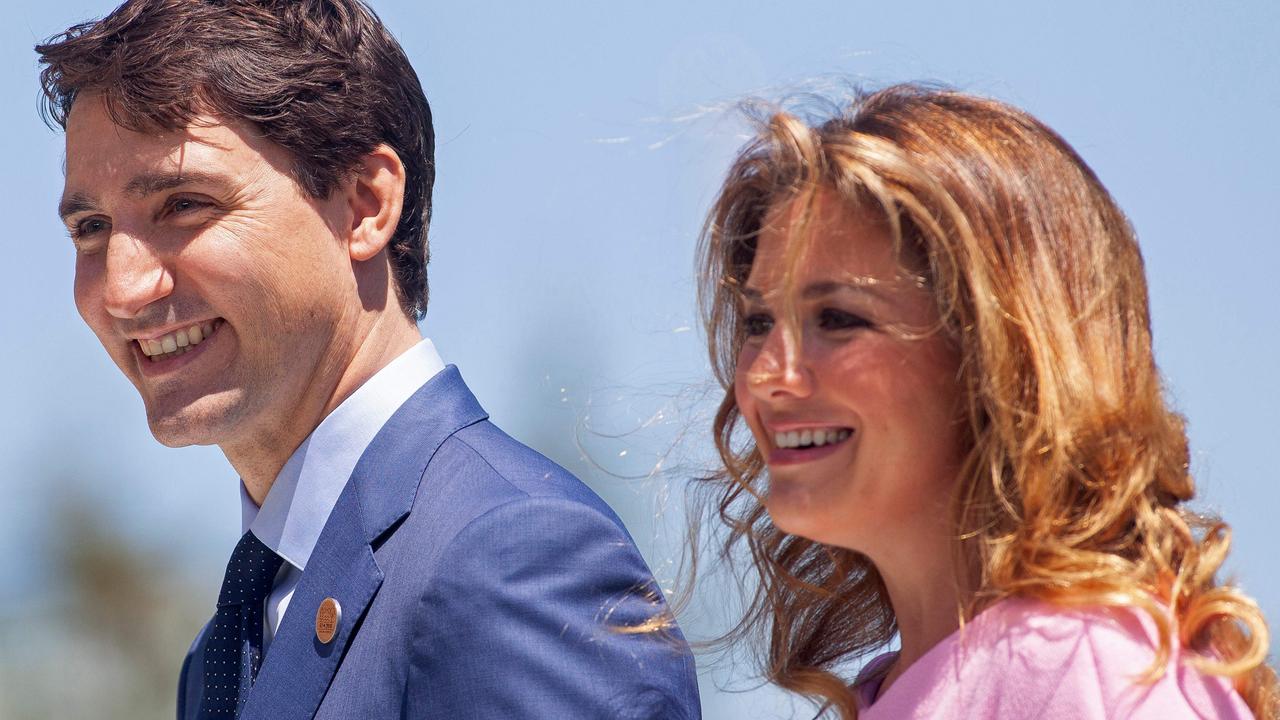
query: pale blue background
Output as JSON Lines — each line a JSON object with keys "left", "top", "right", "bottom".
{"left": 2, "top": 1, "right": 1277, "bottom": 718}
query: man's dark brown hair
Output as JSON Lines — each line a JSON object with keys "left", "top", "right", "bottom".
{"left": 37, "top": 0, "right": 436, "bottom": 318}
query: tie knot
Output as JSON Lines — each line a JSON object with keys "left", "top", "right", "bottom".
{"left": 216, "top": 531, "right": 285, "bottom": 608}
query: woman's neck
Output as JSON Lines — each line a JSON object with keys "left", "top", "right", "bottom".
{"left": 871, "top": 535, "right": 968, "bottom": 699}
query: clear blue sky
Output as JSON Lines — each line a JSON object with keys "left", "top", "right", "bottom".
{"left": 4, "top": 1, "right": 1278, "bottom": 716}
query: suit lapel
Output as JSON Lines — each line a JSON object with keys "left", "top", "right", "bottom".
{"left": 241, "top": 483, "right": 380, "bottom": 720}
{"left": 240, "top": 366, "right": 488, "bottom": 720}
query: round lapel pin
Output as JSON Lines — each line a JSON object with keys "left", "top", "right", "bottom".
{"left": 316, "top": 597, "right": 342, "bottom": 644}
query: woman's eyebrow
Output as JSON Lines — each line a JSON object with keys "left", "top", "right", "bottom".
{"left": 800, "top": 280, "right": 893, "bottom": 302}
{"left": 739, "top": 281, "right": 895, "bottom": 303}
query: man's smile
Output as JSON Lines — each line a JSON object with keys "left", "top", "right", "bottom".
{"left": 133, "top": 318, "right": 227, "bottom": 376}
{"left": 135, "top": 318, "right": 225, "bottom": 361}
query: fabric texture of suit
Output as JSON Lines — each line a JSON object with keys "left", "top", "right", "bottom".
{"left": 178, "top": 366, "right": 701, "bottom": 719}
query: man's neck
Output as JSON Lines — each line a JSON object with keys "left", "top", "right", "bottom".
{"left": 230, "top": 310, "right": 422, "bottom": 506}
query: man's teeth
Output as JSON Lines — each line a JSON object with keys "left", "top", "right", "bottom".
{"left": 774, "top": 428, "right": 853, "bottom": 449}
{"left": 138, "top": 320, "right": 222, "bottom": 361}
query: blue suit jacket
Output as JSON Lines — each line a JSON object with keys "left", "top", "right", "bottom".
{"left": 178, "top": 366, "right": 701, "bottom": 719}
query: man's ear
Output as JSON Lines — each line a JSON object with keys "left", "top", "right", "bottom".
{"left": 345, "top": 144, "right": 406, "bottom": 262}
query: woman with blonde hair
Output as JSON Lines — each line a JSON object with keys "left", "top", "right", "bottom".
{"left": 695, "top": 84, "right": 1277, "bottom": 718}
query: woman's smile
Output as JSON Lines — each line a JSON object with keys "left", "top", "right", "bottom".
{"left": 763, "top": 423, "right": 855, "bottom": 465}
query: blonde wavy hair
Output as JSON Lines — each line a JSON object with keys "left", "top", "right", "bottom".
{"left": 694, "top": 84, "right": 1278, "bottom": 718}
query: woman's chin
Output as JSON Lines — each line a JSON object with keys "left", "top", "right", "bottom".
{"left": 765, "top": 483, "right": 846, "bottom": 546}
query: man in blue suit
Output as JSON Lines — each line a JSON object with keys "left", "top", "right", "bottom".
{"left": 39, "top": 1, "right": 701, "bottom": 717}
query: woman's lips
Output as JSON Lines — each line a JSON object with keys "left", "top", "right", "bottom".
{"left": 766, "top": 426, "right": 855, "bottom": 466}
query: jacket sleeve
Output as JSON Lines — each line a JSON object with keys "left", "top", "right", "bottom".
{"left": 404, "top": 496, "right": 701, "bottom": 719}
{"left": 176, "top": 620, "right": 211, "bottom": 720}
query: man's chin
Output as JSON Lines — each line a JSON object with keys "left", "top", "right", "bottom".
{"left": 147, "top": 417, "right": 224, "bottom": 448}
{"left": 143, "top": 395, "right": 246, "bottom": 448}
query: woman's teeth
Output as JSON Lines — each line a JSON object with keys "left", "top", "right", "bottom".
{"left": 138, "top": 319, "right": 224, "bottom": 362}
{"left": 774, "top": 428, "right": 852, "bottom": 449}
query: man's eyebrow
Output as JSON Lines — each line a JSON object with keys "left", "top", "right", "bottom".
{"left": 123, "top": 170, "right": 234, "bottom": 198}
{"left": 58, "top": 192, "right": 97, "bottom": 221}
{"left": 58, "top": 170, "right": 236, "bottom": 221}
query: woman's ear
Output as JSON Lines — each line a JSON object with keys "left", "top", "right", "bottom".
{"left": 345, "top": 144, "right": 406, "bottom": 262}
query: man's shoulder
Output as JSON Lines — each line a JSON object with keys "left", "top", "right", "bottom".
{"left": 425, "top": 418, "right": 624, "bottom": 524}
{"left": 363, "top": 415, "right": 633, "bottom": 564}
{"left": 349, "top": 419, "right": 698, "bottom": 720}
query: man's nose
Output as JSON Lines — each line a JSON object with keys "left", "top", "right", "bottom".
{"left": 102, "top": 232, "right": 173, "bottom": 319}
{"left": 743, "top": 326, "right": 814, "bottom": 399}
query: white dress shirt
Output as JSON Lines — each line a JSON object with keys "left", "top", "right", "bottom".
{"left": 238, "top": 338, "right": 446, "bottom": 650}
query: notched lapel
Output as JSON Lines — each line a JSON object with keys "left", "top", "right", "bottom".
{"left": 239, "top": 481, "right": 381, "bottom": 720}
{"left": 349, "top": 365, "right": 488, "bottom": 544}
{"left": 237, "top": 366, "right": 488, "bottom": 720}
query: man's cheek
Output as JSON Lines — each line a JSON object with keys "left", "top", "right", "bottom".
{"left": 72, "top": 271, "right": 107, "bottom": 340}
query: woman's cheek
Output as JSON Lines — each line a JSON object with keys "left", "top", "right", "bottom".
{"left": 733, "top": 347, "right": 764, "bottom": 440}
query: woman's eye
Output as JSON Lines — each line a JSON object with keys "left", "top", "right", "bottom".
{"left": 818, "top": 308, "right": 871, "bottom": 331}
{"left": 742, "top": 313, "right": 774, "bottom": 337}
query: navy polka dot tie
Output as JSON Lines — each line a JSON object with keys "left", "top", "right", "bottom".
{"left": 198, "top": 531, "right": 284, "bottom": 718}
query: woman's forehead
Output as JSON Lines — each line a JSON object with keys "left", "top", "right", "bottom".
{"left": 749, "top": 191, "right": 907, "bottom": 290}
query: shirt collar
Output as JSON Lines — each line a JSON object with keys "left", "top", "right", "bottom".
{"left": 239, "top": 337, "right": 445, "bottom": 571}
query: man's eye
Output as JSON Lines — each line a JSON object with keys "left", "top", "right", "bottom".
{"left": 72, "top": 217, "right": 110, "bottom": 239}
{"left": 742, "top": 313, "right": 774, "bottom": 337}
{"left": 159, "top": 196, "right": 217, "bottom": 221}
{"left": 167, "top": 197, "right": 207, "bottom": 215}
{"left": 818, "top": 308, "right": 871, "bottom": 331}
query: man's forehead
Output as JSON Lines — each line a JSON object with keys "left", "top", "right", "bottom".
{"left": 61, "top": 100, "right": 278, "bottom": 204}
{"left": 68, "top": 115, "right": 238, "bottom": 163}
{"left": 65, "top": 98, "right": 250, "bottom": 167}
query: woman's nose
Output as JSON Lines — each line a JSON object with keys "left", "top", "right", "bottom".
{"left": 743, "top": 326, "right": 813, "bottom": 400}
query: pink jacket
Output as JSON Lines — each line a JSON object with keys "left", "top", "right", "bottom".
{"left": 854, "top": 598, "right": 1253, "bottom": 719}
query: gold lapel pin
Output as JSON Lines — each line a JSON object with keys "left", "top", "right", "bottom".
{"left": 316, "top": 597, "right": 342, "bottom": 644}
